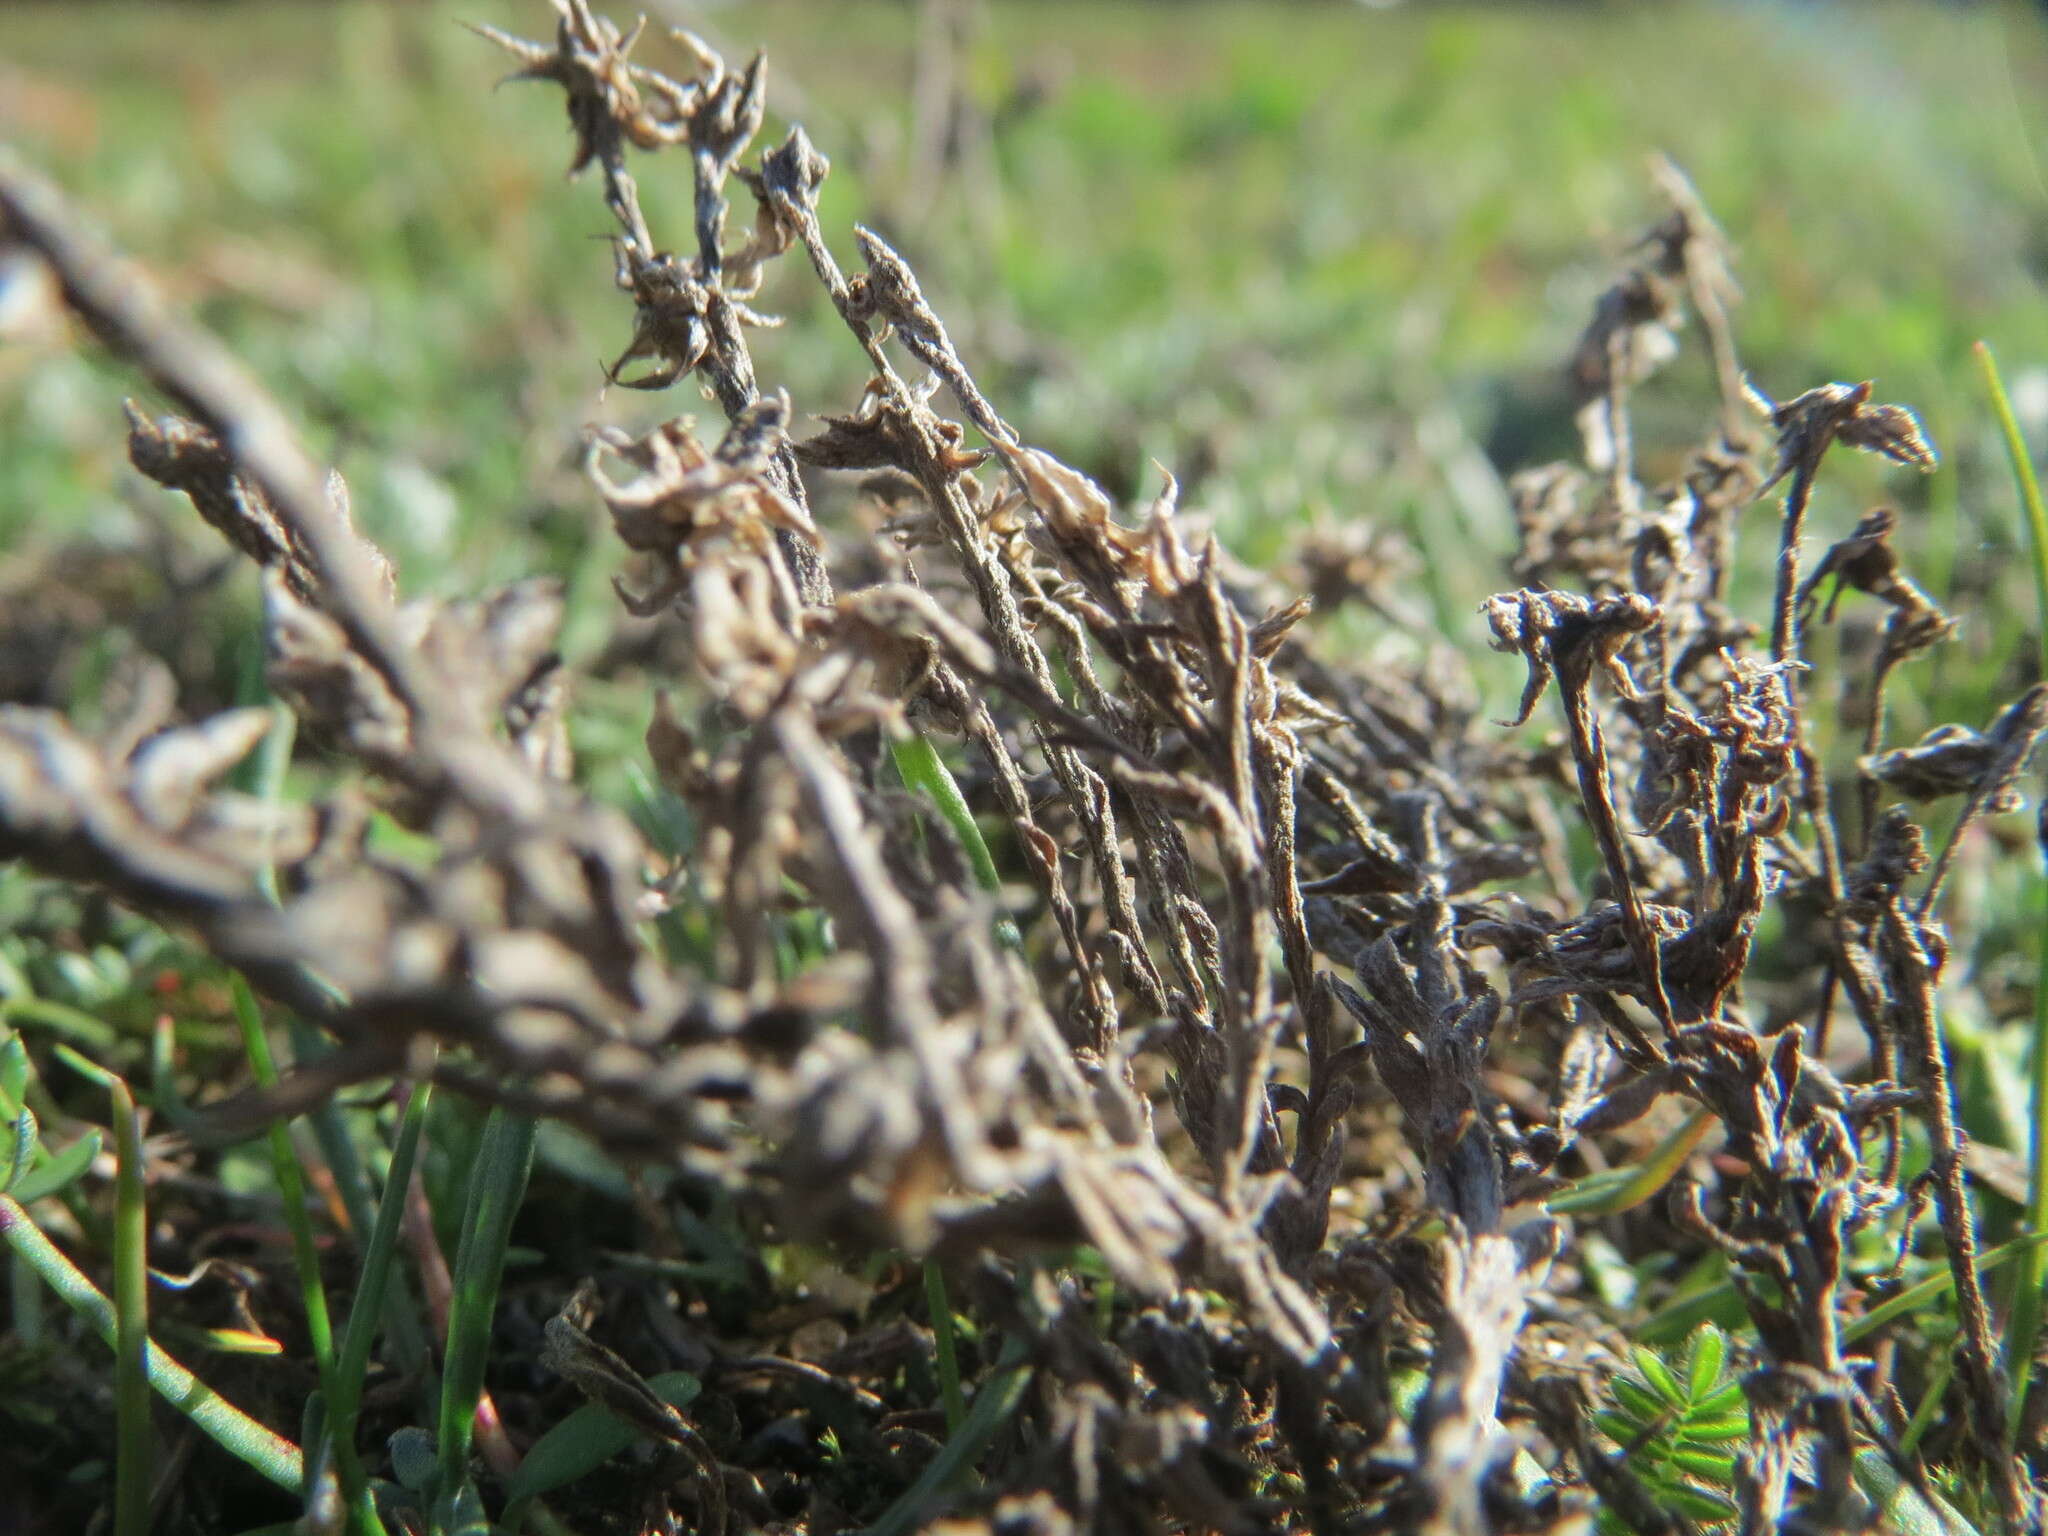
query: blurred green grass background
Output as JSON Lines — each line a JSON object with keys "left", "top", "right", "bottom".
{"left": 6, "top": 0, "right": 2048, "bottom": 760}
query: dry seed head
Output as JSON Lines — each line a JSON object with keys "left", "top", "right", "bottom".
{"left": 471, "top": 1, "right": 695, "bottom": 171}
{"left": 1483, "top": 587, "right": 1660, "bottom": 726}
{"left": 1746, "top": 376, "right": 1938, "bottom": 497}
{"left": 1862, "top": 685, "right": 2048, "bottom": 813}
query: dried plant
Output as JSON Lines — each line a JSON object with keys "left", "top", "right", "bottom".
{"left": 1, "top": 8, "right": 2044, "bottom": 1535}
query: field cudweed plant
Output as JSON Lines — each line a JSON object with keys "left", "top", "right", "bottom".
{"left": 2, "top": 2, "right": 2047, "bottom": 1533}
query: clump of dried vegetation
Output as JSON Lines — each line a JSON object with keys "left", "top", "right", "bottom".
{"left": 2, "top": 4, "right": 2047, "bottom": 1534}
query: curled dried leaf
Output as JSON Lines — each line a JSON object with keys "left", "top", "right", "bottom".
{"left": 1482, "top": 588, "right": 1659, "bottom": 726}
{"left": 471, "top": 0, "right": 699, "bottom": 172}
{"left": 1013, "top": 446, "right": 1146, "bottom": 578}
{"left": 1746, "top": 377, "right": 1937, "bottom": 498}
{"left": 1796, "top": 506, "right": 1950, "bottom": 646}
{"left": 607, "top": 242, "right": 713, "bottom": 389}
{"left": 1862, "top": 685, "right": 2048, "bottom": 813}
{"left": 585, "top": 395, "right": 814, "bottom": 557}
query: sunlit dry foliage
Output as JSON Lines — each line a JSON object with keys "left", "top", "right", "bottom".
{"left": 1, "top": 5, "right": 2045, "bottom": 1533}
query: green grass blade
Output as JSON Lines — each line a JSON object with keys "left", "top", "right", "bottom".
{"left": 286, "top": 1014, "right": 431, "bottom": 1384}
{"left": 283, "top": 1018, "right": 377, "bottom": 1239}
{"left": 502, "top": 1370, "right": 701, "bottom": 1510}
{"left": 1, "top": 1028, "right": 29, "bottom": 1110}
{"left": 10, "top": 1124, "right": 102, "bottom": 1205}
{"left": 1544, "top": 1108, "right": 1713, "bottom": 1216}
{"left": 3, "top": 1102, "right": 36, "bottom": 1192}
{"left": 229, "top": 978, "right": 386, "bottom": 1533}
{"left": 862, "top": 1334, "right": 1032, "bottom": 1536}
{"left": 1974, "top": 339, "right": 2048, "bottom": 1447}
{"left": 890, "top": 731, "right": 1021, "bottom": 949}
{"left": 332, "top": 1078, "right": 432, "bottom": 1436}
{"left": 1634, "top": 1281, "right": 1743, "bottom": 1347}
{"left": 327, "top": 1082, "right": 432, "bottom": 1536}
{"left": 231, "top": 979, "right": 336, "bottom": 1375}
{"left": 1974, "top": 343, "right": 2048, "bottom": 675}
{"left": 1640, "top": 1232, "right": 2048, "bottom": 1358}
{"left": 245, "top": 705, "right": 296, "bottom": 905}
{"left": 109, "top": 1074, "right": 152, "bottom": 1536}
{"left": 435, "top": 1107, "right": 538, "bottom": 1520}
{"left": 892, "top": 732, "right": 1003, "bottom": 896}
{"left": 1840, "top": 1230, "right": 2048, "bottom": 1345}
{"left": 1901, "top": 1352, "right": 1957, "bottom": 1459}
{"left": 148, "top": 1017, "right": 212, "bottom": 1138}
{"left": 0, "top": 1193, "right": 303, "bottom": 1489}
{"left": 1, "top": 996, "right": 123, "bottom": 1052}
{"left": 924, "top": 1260, "right": 966, "bottom": 1435}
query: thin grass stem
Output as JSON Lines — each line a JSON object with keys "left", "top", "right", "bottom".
{"left": 232, "top": 980, "right": 336, "bottom": 1373}
{"left": 1974, "top": 339, "right": 2048, "bottom": 1449}
{"left": 863, "top": 1334, "right": 1033, "bottom": 1536}
{"left": 332, "top": 1075, "right": 433, "bottom": 1438}
{"left": 435, "top": 1107, "right": 538, "bottom": 1519}
{"left": 924, "top": 1260, "right": 965, "bottom": 1434}
{"left": 229, "top": 978, "right": 387, "bottom": 1533}
{"left": 0, "top": 1193, "right": 304, "bottom": 1489}
{"left": 109, "top": 1075, "right": 151, "bottom": 1536}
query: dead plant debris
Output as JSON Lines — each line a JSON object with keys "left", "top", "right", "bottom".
{"left": 0, "top": 6, "right": 2043, "bottom": 1535}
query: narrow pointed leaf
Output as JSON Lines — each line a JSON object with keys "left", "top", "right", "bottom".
{"left": 504, "top": 1372, "right": 702, "bottom": 1503}
{"left": 11, "top": 1127, "right": 102, "bottom": 1204}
